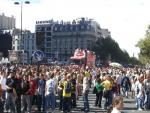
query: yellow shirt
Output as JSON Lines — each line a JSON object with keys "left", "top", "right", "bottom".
{"left": 62, "top": 81, "right": 71, "bottom": 97}
{"left": 102, "top": 80, "right": 112, "bottom": 90}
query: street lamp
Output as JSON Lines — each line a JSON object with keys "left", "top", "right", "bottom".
{"left": 14, "top": 1, "right": 30, "bottom": 39}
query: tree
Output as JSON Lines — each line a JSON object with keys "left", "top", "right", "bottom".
{"left": 136, "top": 25, "right": 150, "bottom": 64}
{"left": 92, "top": 36, "right": 131, "bottom": 64}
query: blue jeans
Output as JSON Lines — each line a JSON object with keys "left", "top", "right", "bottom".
{"left": 104, "top": 90, "right": 111, "bottom": 109}
{"left": 37, "top": 94, "right": 46, "bottom": 111}
{"left": 5, "top": 93, "right": 16, "bottom": 113}
{"left": 137, "top": 97, "right": 143, "bottom": 109}
{"left": 83, "top": 90, "right": 89, "bottom": 111}
{"left": 21, "top": 95, "right": 31, "bottom": 113}
{"left": 46, "top": 92, "right": 56, "bottom": 111}
{"left": 95, "top": 91, "right": 103, "bottom": 107}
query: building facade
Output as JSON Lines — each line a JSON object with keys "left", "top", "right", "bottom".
{"left": 0, "top": 13, "right": 15, "bottom": 30}
{"left": 36, "top": 18, "right": 102, "bottom": 61}
{"left": 12, "top": 29, "right": 36, "bottom": 63}
{"left": 101, "top": 29, "right": 111, "bottom": 38}
{"left": 0, "top": 13, "right": 15, "bottom": 59}
{"left": 0, "top": 31, "right": 12, "bottom": 58}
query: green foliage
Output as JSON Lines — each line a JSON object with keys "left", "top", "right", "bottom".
{"left": 136, "top": 25, "right": 150, "bottom": 64}
{"left": 92, "top": 36, "right": 139, "bottom": 65}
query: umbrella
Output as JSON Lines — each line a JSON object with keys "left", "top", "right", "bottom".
{"left": 109, "top": 62, "right": 123, "bottom": 68}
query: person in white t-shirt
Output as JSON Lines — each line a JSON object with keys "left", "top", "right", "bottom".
{"left": 135, "top": 75, "right": 145, "bottom": 111}
{"left": 45, "top": 74, "right": 56, "bottom": 113}
{"left": 0, "top": 70, "right": 6, "bottom": 100}
{"left": 110, "top": 96, "right": 124, "bottom": 113}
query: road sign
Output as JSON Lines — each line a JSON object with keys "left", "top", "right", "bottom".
{"left": 33, "top": 50, "right": 44, "bottom": 61}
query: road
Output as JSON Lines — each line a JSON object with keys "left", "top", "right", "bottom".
{"left": 29, "top": 88, "right": 150, "bottom": 113}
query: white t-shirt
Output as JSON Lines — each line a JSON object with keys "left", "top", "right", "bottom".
{"left": 116, "top": 74, "right": 122, "bottom": 85}
{"left": 135, "top": 81, "right": 144, "bottom": 98}
{"left": 111, "top": 108, "right": 121, "bottom": 113}
{"left": 83, "top": 76, "right": 90, "bottom": 93}
{"left": 45, "top": 78, "right": 55, "bottom": 95}
{"left": 0, "top": 76, "right": 6, "bottom": 90}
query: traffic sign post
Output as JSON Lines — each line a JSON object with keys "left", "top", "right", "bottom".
{"left": 33, "top": 50, "right": 44, "bottom": 61}
{"left": 32, "top": 50, "right": 44, "bottom": 76}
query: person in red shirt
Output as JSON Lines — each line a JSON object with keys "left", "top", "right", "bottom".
{"left": 28, "top": 74, "right": 37, "bottom": 109}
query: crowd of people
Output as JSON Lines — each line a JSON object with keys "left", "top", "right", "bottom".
{"left": 0, "top": 63, "right": 150, "bottom": 113}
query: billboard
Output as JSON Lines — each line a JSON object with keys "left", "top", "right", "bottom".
{"left": 8, "top": 50, "right": 27, "bottom": 64}
{"left": 70, "top": 48, "right": 96, "bottom": 67}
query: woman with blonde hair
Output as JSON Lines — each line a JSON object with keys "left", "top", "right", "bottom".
{"left": 107, "top": 96, "right": 124, "bottom": 113}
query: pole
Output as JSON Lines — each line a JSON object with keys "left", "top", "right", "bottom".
{"left": 37, "top": 61, "right": 40, "bottom": 76}
{"left": 84, "top": 49, "right": 87, "bottom": 69}
{"left": 22, "top": 50, "right": 24, "bottom": 65}
{"left": 21, "top": 1, "right": 23, "bottom": 40}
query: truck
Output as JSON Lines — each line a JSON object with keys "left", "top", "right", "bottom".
{"left": 70, "top": 48, "right": 96, "bottom": 67}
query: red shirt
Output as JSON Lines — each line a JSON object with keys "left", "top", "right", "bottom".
{"left": 29, "top": 80, "right": 37, "bottom": 95}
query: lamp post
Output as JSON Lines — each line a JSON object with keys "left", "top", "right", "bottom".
{"left": 14, "top": 1, "right": 30, "bottom": 39}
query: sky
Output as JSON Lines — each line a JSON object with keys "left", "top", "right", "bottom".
{"left": 1, "top": 0, "right": 150, "bottom": 58}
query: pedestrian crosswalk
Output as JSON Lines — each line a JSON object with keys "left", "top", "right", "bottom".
{"left": 30, "top": 88, "right": 150, "bottom": 113}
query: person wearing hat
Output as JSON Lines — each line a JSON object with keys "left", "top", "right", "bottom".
{"left": 62, "top": 73, "right": 72, "bottom": 113}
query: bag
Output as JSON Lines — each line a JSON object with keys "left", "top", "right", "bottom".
{"left": 92, "top": 86, "right": 97, "bottom": 94}
{"left": 49, "top": 80, "right": 55, "bottom": 92}
{"left": 65, "top": 82, "right": 71, "bottom": 93}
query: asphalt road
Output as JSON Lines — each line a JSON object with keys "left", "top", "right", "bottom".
{"left": 10, "top": 88, "right": 149, "bottom": 113}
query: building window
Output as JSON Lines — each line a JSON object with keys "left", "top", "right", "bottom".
{"left": 41, "top": 27, "right": 45, "bottom": 31}
{"left": 46, "top": 42, "right": 51, "bottom": 47}
{"left": 81, "top": 25, "right": 84, "bottom": 30}
{"left": 46, "top": 32, "right": 51, "bottom": 36}
{"left": 70, "top": 26, "right": 73, "bottom": 31}
{"left": 54, "top": 27, "right": 57, "bottom": 31}
{"left": 87, "top": 25, "right": 90, "bottom": 30}
{"left": 47, "top": 27, "right": 51, "bottom": 31}
{"left": 46, "top": 48, "right": 51, "bottom": 52}
{"left": 46, "top": 38, "right": 51, "bottom": 42}
{"left": 60, "top": 27, "right": 63, "bottom": 31}
{"left": 46, "top": 53, "right": 51, "bottom": 57}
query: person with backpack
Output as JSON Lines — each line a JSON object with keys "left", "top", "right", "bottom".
{"left": 45, "top": 73, "right": 56, "bottom": 113}
{"left": 135, "top": 75, "right": 145, "bottom": 111}
{"left": 62, "top": 74, "right": 72, "bottom": 113}
{"left": 71, "top": 74, "right": 77, "bottom": 108}
{"left": 121, "top": 73, "right": 131, "bottom": 98}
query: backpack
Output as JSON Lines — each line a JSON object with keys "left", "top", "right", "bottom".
{"left": 49, "top": 80, "right": 55, "bottom": 92}
{"left": 122, "top": 77, "right": 129, "bottom": 87}
{"left": 65, "top": 82, "right": 71, "bottom": 93}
